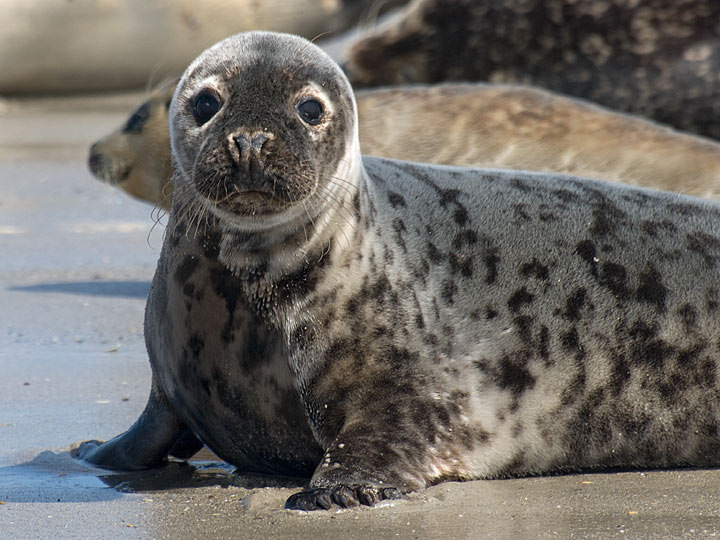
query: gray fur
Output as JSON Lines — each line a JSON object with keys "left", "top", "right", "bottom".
{"left": 346, "top": 0, "right": 720, "bottom": 140}
{"left": 75, "top": 31, "right": 720, "bottom": 511}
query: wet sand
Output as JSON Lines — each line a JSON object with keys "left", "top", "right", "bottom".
{"left": 2, "top": 93, "right": 720, "bottom": 539}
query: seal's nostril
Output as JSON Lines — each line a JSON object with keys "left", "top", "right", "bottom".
{"left": 234, "top": 133, "right": 251, "bottom": 153}
{"left": 251, "top": 133, "right": 269, "bottom": 150}
{"left": 234, "top": 132, "right": 270, "bottom": 155}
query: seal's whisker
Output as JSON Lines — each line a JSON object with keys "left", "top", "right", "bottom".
{"left": 313, "top": 185, "right": 357, "bottom": 227}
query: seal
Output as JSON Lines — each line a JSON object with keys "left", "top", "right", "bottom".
{"left": 0, "top": 0, "right": 406, "bottom": 93}
{"left": 74, "top": 31, "right": 720, "bottom": 511}
{"left": 88, "top": 79, "right": 177, "bottom": 209}
{"left": 345, "top": 0, "right": 720, "bottom": 139}
{"left": 88, "top": 82, "right": 720, "bottom": 209}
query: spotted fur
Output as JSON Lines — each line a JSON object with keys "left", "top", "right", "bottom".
{"left": 346, "top": 0, "right": 720, "bottom": 140}
{"left": 75, "top": 32, "right": 720, "bottom": 512}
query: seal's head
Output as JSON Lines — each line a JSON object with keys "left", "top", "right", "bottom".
{"left": 170, "top": 31, "right": 360, "bottom": 232}
{"left": 88, "top": 80, "right": 176, "bottom": 209}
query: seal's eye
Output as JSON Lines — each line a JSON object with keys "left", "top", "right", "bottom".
{"left": 124, "top": 102, "right": 150, "bottom": 133}
{"left": 296, "top": 98, "right": 324, "bottom": 126}
{"left": 193, "top": 90, "right": 222, "bottom": 125}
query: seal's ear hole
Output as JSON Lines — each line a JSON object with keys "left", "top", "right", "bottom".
{"left": 296, "top": 98, "right": 324, "bottom": 126}
{"left": 193, "top": 89, "right": 223, "bottom": 126}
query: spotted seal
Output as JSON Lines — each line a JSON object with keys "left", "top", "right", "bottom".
{"left": 74, "top": 31, "right": 720, "bottom": 511}
{"left": 88, "top": 82, "right": 720, "bottom": 209}
{"left": 345, "top": 0, "right": 720, "bottom": 139}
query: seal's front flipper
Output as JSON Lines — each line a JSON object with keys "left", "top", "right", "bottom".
{"left": 284, "top": 421, "right": 423, "bottom": 510}
{"left": 72, "top": 382, "right": 196, "bottom": 470}
{"left": 285, "top": 485, "right": 403, "bottom": 510}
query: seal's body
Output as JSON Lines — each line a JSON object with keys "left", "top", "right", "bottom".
{"left": 88, "top": 82, "right": 720, "bottom": 210}
{"left": 75, "top": 32, "right": 720, "bottom": 511}
{"left": 346, "top": 0, "right": 720, "bottom": 140}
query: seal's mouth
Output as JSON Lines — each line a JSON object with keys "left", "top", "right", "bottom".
{"left": 211, "top": 184, "right": 292, "bottom": 217}
{"left": 88, "top": 151, "right": 131, "bottom": 185}
{"left": 231, "top": 189, "right": 277, "bottom": 203}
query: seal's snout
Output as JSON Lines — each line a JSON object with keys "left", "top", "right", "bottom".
{"left": 88, "top": 143, "right": 104, "bottom": 176}
{"left": 232, "top": 131, "right": 272, "bottom": 161}
{"left": 226, "top": 129, "right": 277, "bottom": 192}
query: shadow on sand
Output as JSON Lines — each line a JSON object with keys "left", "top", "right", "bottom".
{"left": 9, "top": 280, "right": 151, "bottom": 299}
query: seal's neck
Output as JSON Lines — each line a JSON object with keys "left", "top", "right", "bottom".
{"left": 214, "top": 142, "right": 366, "bottom": 307}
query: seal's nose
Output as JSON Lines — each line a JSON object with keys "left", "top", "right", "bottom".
{"left": 88, "top": 143, "right": 104, "bottom": 176}
{"left": 233, "top": 131, "right": 271, "bottom": 156}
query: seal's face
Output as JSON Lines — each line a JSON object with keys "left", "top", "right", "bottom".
{"left": 87, "top": 82, "right": 176, "bottom": 208}
{"left": 170, "top": 32, "right": 358, "bottom": 230}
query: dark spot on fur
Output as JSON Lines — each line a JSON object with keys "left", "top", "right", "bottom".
{"left": 438, "top": 188, "right": 463, "bottom": 208}
{"left": 209, "top": 267, "right": 245, "bottom": 343}
{"left": 707, "top": 288, "right": 719, "bottom": 313}
{"left": 453, "top": 206, "right": 468, "bottom": 226}
{"left": 427, "top": 242, "right": 443, "bottom": 265}
{"left": 560, "top": 327, "right": 581, "bottom": 352}
{"left": 508, "top": 287, "right": 534, "bottom": 313}
{"left": 448, "top": 252, "right": 474, "bottom": 278}
{"left": 678, "top": 304, "right": 698, "bottom": 330}
{"left": 387, "top": 190, "right": 406, "bottom": 208}
{"left": 495, "top": 354, "right": 535, "bottom": 397}
{"left": 483, "top": 248, "right": 500, "bottom": 284}
{"left": 188, "top": 334, "right": 204, "bottom": 359}
{"left": 538, "top": 326, "right": 550, "bottom": 363}
{"left": 512, "top": 203, "right": 531, "bottom": 221}
{"left": 200, "top": 229, "right": 221, "bottom": 259}
{"left": 687, "top": 231, "right": 720, "bottom": 267}
{"left": 563, "top": 288, "right": 587, "bottom": 321}
{"left": 392, "top": 218, "right": 407, "bottom": 251}
{"left": 452, "top": 229, "right": 478, "bottom": 250}
{"left": 635, "top": 267, "right": 667, "bottom": 311}
{"left": 510, "top": 178, "right": 532, "bottom": 192}
{"left": 576, "top": 240, "right": 598, "bottom": 277}
{"left": 513, "top": 315, "right": 533, "bottom": 344}
{"left": 274, "top": 262, "right": 321, "bottom": 307}
{"left": 598, "top": 262, "right": 628, "bottom": 297}
{"left": 552, "top": 189, "right": 581, "bottom": 204}
{"left": 352, "top": 192, "right": 361, "bottom": 220}
{"left": 628, "top": 321, "right": 674, "bottom": 368}
{"left": 641, "top": 219, "right": 677, "bottom": 237}
{"left": 174, "top": 256, "right": 199, "bottom": 284}
{"left": 182, "top": 282, "right": 195, "bottom": 299}
{"left": 441, "top": 279, "right": 458, "bottom": 304}
{"left": 520, "top": 258, "right": 549, "bottom": 281}
{"left": 589, "top": 206, "right": 617, "bottom": 238}
{"left": 609, "top": 354, "right": 631, "bottom": 397}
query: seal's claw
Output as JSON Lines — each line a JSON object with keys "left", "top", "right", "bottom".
{"left": 285, "top": 484, "right": 404, "bottom": 511}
